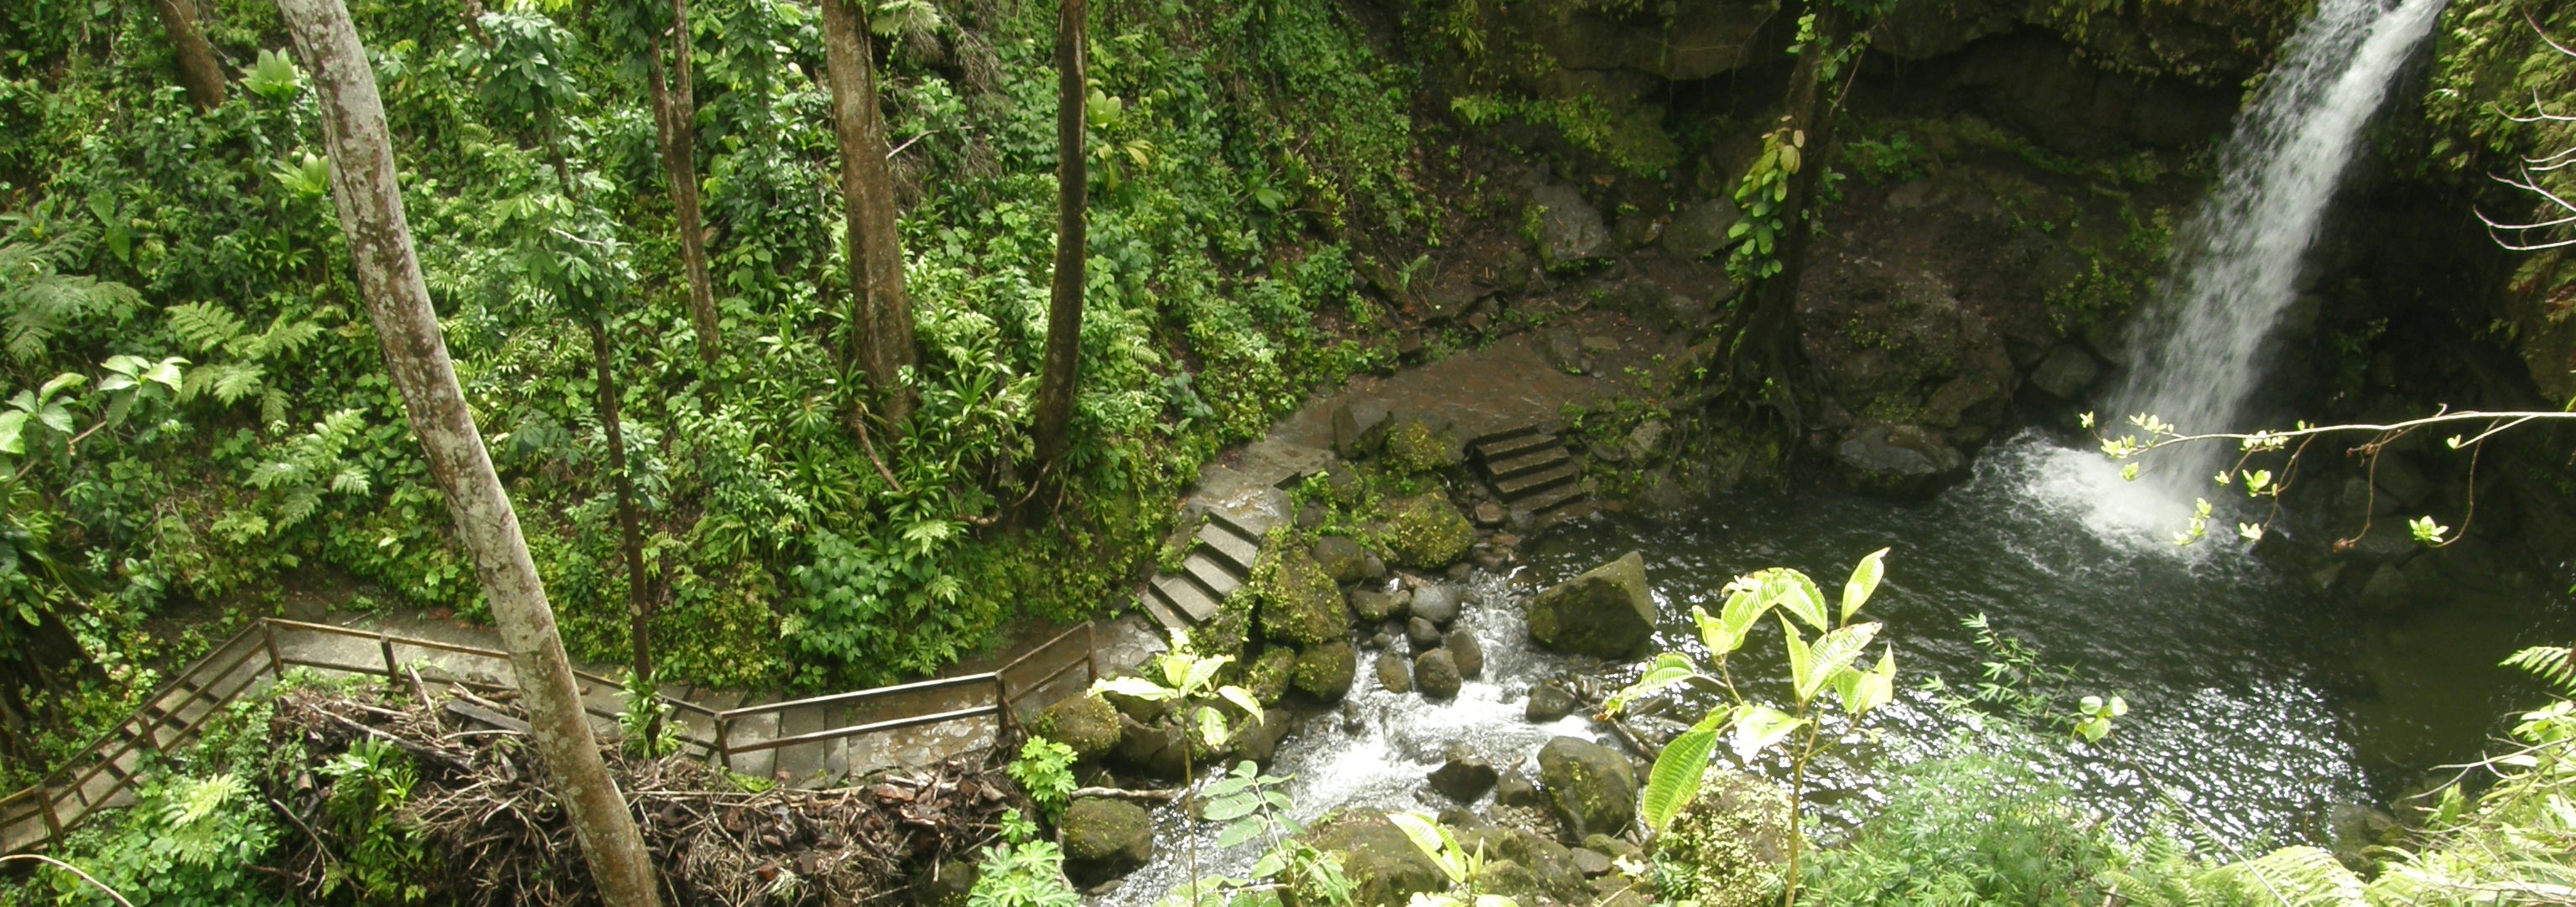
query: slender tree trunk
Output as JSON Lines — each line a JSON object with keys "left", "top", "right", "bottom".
{"left": 274, "top": 2, "right": 663, "bottom": 902}
{"left": 647, "top": 0, "right": 721, "bottom": 365}
{"left": 588, "top": 319, "right": 654, "bottom": 688}
{"left": 1031, "top": 0, "right": 1088, "bottom": 474}
{"left": 152, "top": 0, "right": 227, "bottom": 110}
{"left": 820, "top": 0, "right": 917, "bottom": 425}
{"left": 1721, "top": 0, "right": 1846, "bottom": 394}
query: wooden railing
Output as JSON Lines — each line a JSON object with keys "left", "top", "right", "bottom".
{"left": 2, "top": 618, "right": 1097, "bottom": 856}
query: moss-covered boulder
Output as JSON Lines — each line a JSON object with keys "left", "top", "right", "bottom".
{"left": 1524, "top": 552, "right": 1657, "bottom": 659}
{"left": 1030, "top": 693, "right": 1121, "bottom": 762}
{"left": 1384, "top": 417, "right": 1465, "bottom": 474}
{"left": 1653, "top": 770, "right": 1793, "bottom": 907}
{"left": 1062, "top": 796, "right": 1155, "bottom": 883}
{"left": 1292, "top": 640, "right": 1358, "bottom": 701}
{"left": 1312, "top": 535, "right": 1372, "bottom": 583}
{"left": 1458, "top": 827, "right": 1592, "bottom": 905}
{"left": 909, "top": 858, "right": 978, "bottom": 907}
{"left": 1258, "top": 549, "right": 1351, "bottom": 646}
{"left": 1538, "top": 735, "right": 1636, "bottom": 840}
{"left": 1244, "top": 646, "right": 1298, "bottom": 705}
{"left": 1384, "top": 494, "right": 1474, "bottom": 568}
{"left": 1296, "top": 812, "right": 1446, "bottom": 907}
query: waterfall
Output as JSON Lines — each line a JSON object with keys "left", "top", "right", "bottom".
{"left": 2111, "top": 0, "right": 2449, "bottom": 489}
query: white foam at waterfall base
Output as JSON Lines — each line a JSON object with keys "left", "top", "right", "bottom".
{"left": 1093, "top": 573, "right": 1601, "bottom": 907}
{"left": 1981, "top": 432, "right": 2216, "bottom": 556}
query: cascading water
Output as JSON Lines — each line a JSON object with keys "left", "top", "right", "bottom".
{"left": 2109, "top": 0, "right": 2450, "bottom": 491}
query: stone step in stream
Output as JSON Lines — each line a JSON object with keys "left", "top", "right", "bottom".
{"left": 1467, "top": 426, "right": 1589, "bottom": 518}
{"left": 1136, "top": 508, "right": 1272, "bottom": 632}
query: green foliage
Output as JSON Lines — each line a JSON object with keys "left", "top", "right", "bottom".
{"left": 38, "top": 771, "right": 287, "bottom": 906}
{"left": 1726, "top": 128, "right": 1805, "bottom": 282}
{"left": 1388, "top": 811, "right": 1513, "bottom": 907}
{"left": 969, "top": 811, "right": 1083, "bottom": 907}
{"left": 1007, "top": 737, "right": 1078, "bottom": 821}
{"left": 617, "top": 667, "right": 683, "bottom": 759}
{"left": 1189, "top": 761, "right": 1349, "bottom": 907}
{"left": 316, "top": 739, "right": 434, "bottom": 904}
{"left": 1801, "top": 747, "right": 2125, "bottom": 907}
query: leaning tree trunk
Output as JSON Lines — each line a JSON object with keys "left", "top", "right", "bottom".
{"left": 1030, "top": 0, "right": 1088, "bottom": 475}
{"left": 274, "top": 1, "right": 663, "bottom": 903}
{"left": 646, "top": 0, "right": 721, "bottom": 365}
{"left": 820, "top": 0, "right": 917, "bottom": 426}
{"left": 1718, "top": 0, "right": 1846, "bottom": 398}
{"left": 587, "top": 319, "right": 655, "bottom": 691}
{"left": 152, "top": 0, "right": 227, "bottom": 110}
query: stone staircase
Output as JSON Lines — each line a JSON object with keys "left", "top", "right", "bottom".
{"left": 1135, "top": 508, "right": 1272, "bottom": 632}
{"left": 1468, "top": 426, "right": 1587, "bottom": 517}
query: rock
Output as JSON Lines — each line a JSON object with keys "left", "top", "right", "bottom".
{"left": 1112, "top": 714, "right": 1187, "bottom": 778}
{"left": 1414, "top": 649, "right": 1463, "bottom": 700}
{"left": 1800, "top": 257, "right": 2015, "bottom": 453}
{"left": 1427, "top": 744, "right": 1500, "bottom": 802}
{"left": 1233, "top": 707, "right": 1295, "bottom": 766}
{"left": 1386, "top": 494, "right": 1476, "bottom": 568}
{"left": 1244, "top": 646, "right": 1298, "bottom": 705}
{"left": 1312, "top": 536, "right": 1370, "bottom": 583}
{"left": 1496, "top": 770, "right": 1545, "bottom": 809}
{"left": 1541, "top": 329, "right": 1592, "bottom": 375}
{"left": 1524, "top": 552, "right": 1659, "bottom": 660}
{"left": 1526, "top": 683, "right": 1578, "bottom": 723}
{"left": 1582, "top": 832, "right": 1642, "bottom": 863}
{"left": 1298, "top": 813, "right": 1447, "bottom": 907}
{"left": 1062, "top": 797, "right": 1155, "bottom": 882}
{"left": 1456, "top": 827, "right": 1592, "bottom": 905}
{"left": 1654, "top": 770, "right": 1793, "bottom": 907}
{"left": 2029, "top": 345, "right": 2102, "bottom": 399}
{"left": 1324, "top": 465, "right": 1367, "bottom": 505}
{"left": 1362, "top": 552, "right": 1389, "bottom": 579}
{"left": 1580, "top": 335, "right": 1619, "bottom": 355}
{"left": 1659, "top": 198, "right": 1742, "bottom": 261}
{"left": 1384, "top": 417, "right": 1465, "bottom": 474}
{"left": 1538, "top": 736, "right": 1637, "bottom": 840}
{"left": 1472, "top": 544, "right": 1512, "bottom": 571}
{"left": 1102, "top": 687, "right": 1168, "bottom": 723}
{"left": 1530, "top": 184, "right": 1609, "bottom": 271}
{"left": 1832, "top": 422, "right": 1970, "bottom": 499}
{"left": 1294, "top": 640, "right": 1358, "bottom": 702}
{"left": 1623, "top": 419, "right": 1670, "bottom": 463}
{"left": 1445, "top": 562, "right": 1472, "bottom": 582}
{"left": 911, "top": 858, "right": 978, "bottom": 907}
{"left": 1410, "top": 583, "right": 1465, "bottom": 625}
{"left": 2328, "top": 802, "right": 2399, "bottom": 868}
{"left": 1407, "top": 616, "right": 1445, "bottom": 651}
{"left": 1445, "top": 630, "right": 1484, "bottom": 678}
{"left": 1571, "top": 848, "right": 1613, "bottom": 877}
{"left": 1332, "top": 402, "right": 1389, "bottom": 459}
{"left": 1376, "top": 651, "right": 1413, "bottom": 693}
{"left": 1350, "top": 588, "right": 1405, "bottom": 623}
{"left": 1259, "top": 549, "right": 1351, "bottom": 647}
{"left": 1473, "top": 501, "right": 1507, "bottom": 526}
{"left": 1031, "top": 693, "right": 1121, "bottom": 762}
{"left": 1297, "top": 504, "right": 1328, "bottom": 530}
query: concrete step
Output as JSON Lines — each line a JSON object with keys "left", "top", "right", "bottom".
{"left": 1152, "top": 573, "right": 1222, "bottom": 623}
{"left": 1483, "top": 443, "right": 1569, "bottom": 481}
{"left": 1181, "top": 553, "right": 1244, "bottom": 600}
{"left": 1495, "top": 462, "right": 1579, "bottom": 500}
{"left": 1471, "top": 428, "right": 1557, "bottom": 461}
{"left": 1196, "top": 522, "right": 1261, "bottom": 573}
{"left": 1516, "top": 482, "right": 1588, "bottom": 516}
{"left": 1137, "top": 589, "right": 1188, "bottom": 631}
{"left": 1207, "top": 508, "right": 1275, "bottom": 542}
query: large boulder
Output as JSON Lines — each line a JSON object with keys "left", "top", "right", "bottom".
{"left": 1259, "top": 549, "right": 1352, "bottom": 647}
{"left": 1524, "top": 552, "right": 1658, "bottom": 659}
{"left": 1654, "top": 770, "right": 1794, "bottom": 907}
{"left": 1413, "top": 649, "right": 1464, "bottom": 700}
{"left": 1427, "top": 744, "right": 1499, "bottom": 802}
{"left": 1062, "top": 796, "right": 1155, "bottom": 882}
{"left": 1244, "top": 646, "right": 1298, "bottom": 705}
{"left": 1525, "top": 683, "right": 1577, "bottom": 723}
{"left": 1410, "top": 583, "right": 1464, "bottom": 625}
{"left": 1832, "top": 422, "right": 1970, "bottom": 500}
{"left": 1298, "top": 813, "right": 1447, "bottom": 907}
{"left": 1538, "top": 736, "right": 1637, "bottom": 840}
{"left": 1385, "top": 494, "right": 1475, "bottom": 568}
{"left": 1456, "top": 827, "right": 1592, "bottom": 905}
{"left": 1312, "top": 536, "right": 1372, "bottom": 583}
{"left": 1530, "top": 184, "right": 1610, "bottom": 271}
{"left": 1659, "top": 197, "right": 1742, "bottom": 261}
{"left": 1233, "top": 707, "right": 1295, "bottom": 766}
{"left": 1350, "top": 588, "right": 1407, "bottom": 623}
{"left": 1293, "top": 640, "right": 1358, "bottom": 702}
{"left": 1030, "top": 693, "right": 1121, "bottom": 762}
{"left": 1112, "top": 714, "right": 1187, "bottom": 778}
{"left": 1384, "top": 417, "right": 1466, "bottom": 474}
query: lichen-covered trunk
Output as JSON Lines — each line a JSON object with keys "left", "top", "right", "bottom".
{"left": 587, "top": 318, "right": 654, "bottom": 687}
{"left": 153, "top": 0, "right": 226, "bottom": 110}
{"left": 1031, "top": 0, "right": 1089, "bottom": 474}
{"left": 647, "top": 0, "right": 720, "bottom": 366}
{"left": 274, "top": 1, "right": 662, "bottom": 902}
{"left": 821, "top": 0, "right": 917, "bottom": 426}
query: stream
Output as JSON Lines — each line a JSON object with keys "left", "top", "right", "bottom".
{"left": 1097, "top": 433, "right": 2574, "bottom": 905}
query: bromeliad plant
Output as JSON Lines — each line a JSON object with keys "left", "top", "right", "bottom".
{"left": 1606, "top": 549, "right": 1902, "bottom": 907}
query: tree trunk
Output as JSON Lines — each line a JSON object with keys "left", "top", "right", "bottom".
{"left": 587, "top": 319, "right": 654, "bottom": 688}
{"left": 820, "top": 0, "right": 917, "bottom": 425}
{"left": 274, "top": 1, "right": 663, "bottom": 903}
{"left": 1719, "top": 0, "right": 1846, "bottom": 396}
{"left": 153, "top": 0, "right": 227, "bottom": 110}
{"left": 1031, "top": 0, "right": 1088, "bottom": 474}
{"left": 647, "top": 0, "right": 721, "bottom": 366}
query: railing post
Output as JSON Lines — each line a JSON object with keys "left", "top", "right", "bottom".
{"left": 714, "top": 715, "right": 732, "bottom": 772}
{"left": 993, "top": 673, "right": 1014, "bottom": 743}
{"left": 379, "top": 632, "right": 399, "bottom": 680}
{"left": 1084, "top": 623, "right": 1099, "bottom": 686}
{"left": 261, "top": 619, "right": 284, "bottom": 677}
{"left": 37, "top": 790, "right": 64, "bottom": 844}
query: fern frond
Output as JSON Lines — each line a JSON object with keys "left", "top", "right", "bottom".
{"left": 2503, "top": 645, "right": 2576, "bottom": 698}
{"left": 2204, "top": 846, "right": 2362, "bottom": 907}
{"left": 210, "top": 362, "right": 265, "bottom": 404}
{"left": 164, "top": 302, "right": 247, "bottom": 353}
{"left": 253, "top": 317, "right": 324, "bottom": 360}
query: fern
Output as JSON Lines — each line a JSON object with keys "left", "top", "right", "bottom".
{"left": 2504, "top": 645, "right": 2576, "bottom": 698}
{"left": 164, "top": 301, "right": 248, "bottom": 353}
{"left": 2, "top": 229, "right": 145, "bottom": 365}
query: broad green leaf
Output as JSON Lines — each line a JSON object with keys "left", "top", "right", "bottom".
{"left": 1716, "top": 586, "right": 1767, "bottom": 651}
{"left": 1779, "top": 615, "right": 1814, "bottom": 702}
{"left": 1217, "top": 818, "right": 1264, "bottom": 847}
{"left": 101, "top": 355, "right": 146, "bottom": 376}
{"left": 1473, "top": 894, "right": 1515, "bottom": 907}
{"left": 1840, "top": 548, "right": 1889, "bottom": 623}
{"left": 34, "top": 403, "right": 73, "bottom": 434}
{"left": 1092, "top": 676, "right": 1176, "bottom": 701}
{"left": 38, "top": 372, "right": 85, "bottom": 398}
{"left": 1608, "top": 653, "right": 1699, "bottom": 713}
{"left": 1749, "top": 568, "right": 1828, "bottom": 630}
{"left": 1196, "top": 705, "right": 1230, "bottom": 748}
{"left": 1182, "top": 654, "right": 1232, "bottom": 695}
{"left": 142, "top": 358, "right": 184, "bottom": 392}
{"left": 1218, "top": 685, "right": 1264, "bottom": 719}
{"left": 1389, "top": 812, "right": 1466, "bottom": 885}
{"left": 97, "top": 375, "right": 136, "bottom": 393}
{"left": 1203, "top": 795, "right": 1260, "bottom": 821}
{"left": 1729, "top": 705, "right": 1805, "bottom": 760}
{"left": 1797, "top": 622, "right": 1882, "bottom": 702}
{"left": 0, "top": 411, "right": 23, "bottom": 454}
{"left": 1640, "top": 728, "right": 1720, "bottom": 833}
{"left": 1838, "top": 649, "right": 1895, "bottom": 715}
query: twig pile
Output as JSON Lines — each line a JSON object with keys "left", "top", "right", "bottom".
{"left": 262, "top": 685, "right": 1024, "bottom": 906}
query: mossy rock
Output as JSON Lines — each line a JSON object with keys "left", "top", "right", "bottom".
{"left": 1524, "top": 551, "right": 1658, "bottom": 659}
{"left": 1062, "top": 796, "right": 1156, "bottom": 883}
{"left": 1244, "top": 646, "right": 1298, "bottom": 705}
{"left": 1538, "top": 735, "right": 1636, "bottom": 840}
{"left": 1653, "top": 770, "right": 1793, "bottom": 907}
{"left": 1296, "top": 812, "right": 1446, "bottom": 907}
{"left": 1292, "top": 640, "right": 1358, "bottom": 702}
{"left": 1030, "top": 693, "right": 1121, "bottom": 762}
{"left": 1384, "top": 493, "right": 1474, "bottom": 568}
{"left": 1258, "top": 549, "right": 1351, "bottom": 647}
{"left": 1384, "top": 418, "right": 1465, "bottom": 474}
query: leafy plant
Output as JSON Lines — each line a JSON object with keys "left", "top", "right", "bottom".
{"left": 1389, "top": 811, "right": 1511, "bottom": 907}
{"left": 617, "top": 667, "right": 683, "bottom": 759}
{"left": 39, "top": 770, "right": 286, "bottom": 906}
{"left": 316, "top": 739, "right": 433, "bottom": 904}
{"left": 1006, "top": 737, "right": 1078, "bottom": 821}
{"left": 968, "top": 810, "right": 1082, "bottom": 907}
{"left": 1093, "top": 632, "right": 1264, "bottom": 901}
